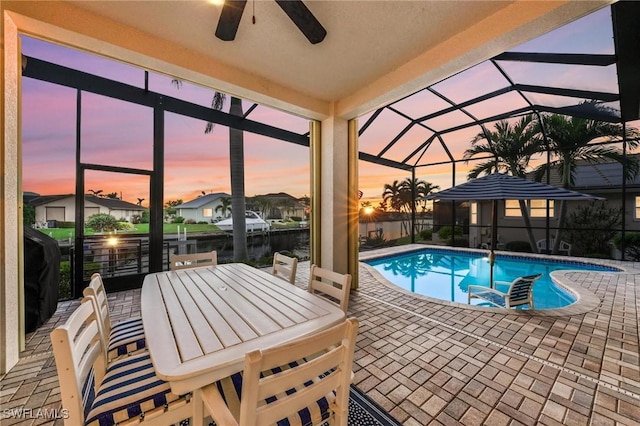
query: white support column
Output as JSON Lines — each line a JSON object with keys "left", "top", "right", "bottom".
{"left": 319, "top": 113, "right": 350, "bottom": 275}
{"left": 1, "top": 11, "right": 23, "bottom": 374}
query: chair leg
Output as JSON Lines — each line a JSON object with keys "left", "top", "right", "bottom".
{"left": 192, "top": 390, "right": 204, "bottom": 426}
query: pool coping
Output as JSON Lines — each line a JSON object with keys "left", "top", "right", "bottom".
{"left": 359, "top": 244, "right": 640, "bottom": 317}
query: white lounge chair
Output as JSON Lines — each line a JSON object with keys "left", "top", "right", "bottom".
{"left": 536, "top": 239, "right": 571, "bottom": 255}
{"left": 468, "top": 274, "right": 542, "bottom": 309}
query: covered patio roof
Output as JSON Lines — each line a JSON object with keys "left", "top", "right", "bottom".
{"left": 358, "top": 1, "right": 640, "bottom": 173}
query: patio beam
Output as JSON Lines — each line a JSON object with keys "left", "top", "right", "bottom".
{"left": 493, "top": 52, "right": 616, "bottom": 66}
{"left": 21, "top": 56, "right": 309, "bottom": 147}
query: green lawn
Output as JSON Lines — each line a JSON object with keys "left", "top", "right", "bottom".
{"left": 38, "top": 223, "right": 221, "bottom": 240}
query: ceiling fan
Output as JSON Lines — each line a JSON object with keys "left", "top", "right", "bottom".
{"left": 215, "top": 0, "right": 327, "bottom": 44}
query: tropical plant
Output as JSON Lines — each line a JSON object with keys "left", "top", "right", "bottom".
{"left": 382, "top": 177, "right": 438, "bottom": 236}
{"left": 215, "top": 196, "right": 232, "bottom": 218}
{"left": 563, "top": 201, "right": 621, "bottom": 258}
{"left": 534, "top": 103, "right": 640, "bottom": 253}
{"left": 86, "top": 213, "right": 119, "bottom": 232}
{"left": 463, "top": 115, "right": 540, "bottom": 251}
{"left": 250, "top": 196, "right": 274, "bottom": 220}
{"left": 614, "top": 233, "right": 640, "bottom": 261}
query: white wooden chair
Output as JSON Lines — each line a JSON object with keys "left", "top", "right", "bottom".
{"left": 536, "top": 239, "right": 572, "bottom": 255}
{"left": 199, "top": 317, "right": 359, "bottom": 426}
{"left": 170, "top": 250, "right": 217, "bottom": 270}
{"left": 83, "top": 273, "right": 145, "bottom": 362}
{"left": 468, "top": 274, "right": 542, "bottom": 309}
{"left": 309, "top": 264, "right": 352, "bottom": 314}
{"left": 50, "top": 298, "right": 192, "bottom": 426}
{"left": 272, "top": 251, "right": 298, "bottom": 284}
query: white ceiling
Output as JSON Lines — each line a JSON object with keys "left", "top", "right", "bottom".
{"left": 8, "top": 0, "right": 612, "bottom": 118}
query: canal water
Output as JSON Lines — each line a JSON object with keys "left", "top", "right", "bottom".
{"left": 195, "top": 230, "right": 310, "bottom": 265}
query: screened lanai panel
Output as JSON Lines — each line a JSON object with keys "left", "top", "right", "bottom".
{"left": 512, "top": 7, "right": 613, "bottom": 54}
{"left": 21, "top": 36, "right": 146, "bottom": 88}
{"left": 462, "top": 91, "right": 531, "bottom": 122}
{"left": 149, "top": 72, "right": 227, "bottom": 110}
{"left": 421, "top": 109, "right": 475, "bottom": 134}
{"left": 164, "top": 112, "right": 230, "bottom": 202}
{"left": 524, "top": 92, "right": 612, "bottom": 109}
{"left": 380, "top": 125, "right": 434, "bottom": 164}
{"left": 246, "top": 105, "right": 310, "bottom": 134}
{"left": 80, "top": 93, "right": 153, "bottom": 170}
{"left": 432, "top": 126, "right": 484, "bottom": 164}
{"left": 22, "top": 80, "right": 76, "bottom": 195}
{"left": 358, "top": 108, "right": 414, "bottom": 155}
{"left": 429, "top": 61, "right": 509, "bottom": 105}
{"left": 390, "top": 89, "right": 453, "bottom": 119}
{"left": 497, "top": 62, "right": 619, "bottom": 95}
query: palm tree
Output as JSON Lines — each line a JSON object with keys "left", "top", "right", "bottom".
{"left": 534, "top": 105, "right": 640, "bottom": 254}
{"left": 463, "top": 115, "right": 540, "bottom": 251}
{"left": 173, "top": 81, "right": 249, "bottom": 260}
{"left": 215, "top": 196, "right": 232, "bottom": 218}
{"left": 399, "top": 177, "right": 439, "bottom": 235}
{"left": 250, "top": 196, "right": 274, "bottom": 220}
{"left": 220, "top": 96, "right": 249, "bottom": 261}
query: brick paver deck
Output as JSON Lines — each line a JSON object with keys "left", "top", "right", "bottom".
{"left": 2, "top": 245, "right": 639, "bottom": 425}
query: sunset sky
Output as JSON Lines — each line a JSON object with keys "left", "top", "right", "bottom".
{"left": 21, "top": 5, "right": 635, "bottom": 207}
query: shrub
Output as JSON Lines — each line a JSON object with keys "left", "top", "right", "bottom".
{"left": 290, "top": 216, "right": 302, "bottom": 222}
{"left": 59, "top": 261, "right": 71, "bottom": 300}
{"left": 141, "top": 210, "right": 150, "bottom": 224}
{"left": 197, "top": 221, "right": 208, "bottom": 224}
{"left": 505, "top": 241, "right": 533, "bottom": 252}
{"left": 86, "top": 213, "right": 119, "bottom": 232}
{"left": 23, "top": 204, "right": 35, "bottom": 226}
{"left": 184, "top": 218, "right": 196, "bottom": 224}
{"left": 419, "top": 228, "right": 433, "bottom": 240}
{"left": 564, "top": 202, "right": 621, "bottom": 257}
{"left": 131, "top": 214, "right": 142, "bottom": 224}
{"left": 173, "top": 216, "right": 185, "bottom": 223}
{"left": 57, "top": 221, "right": 75, "bottom": 228}
{"left": 438, "top": 225, "right": 462, "bottom": 240}
{"left": 614, "top": 232, "right": 640, "bottom": 261}
{"left": 116, "top": 221, "right": 135, "bottom": 231}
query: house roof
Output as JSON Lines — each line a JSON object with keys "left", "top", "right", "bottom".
{"left": 179, "top": 193, "right": 230, "bottom": 209}
{"left": 29, "top": 194, "right": 146, "bottom": 210}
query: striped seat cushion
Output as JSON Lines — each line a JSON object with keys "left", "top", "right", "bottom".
{"left": 473, "top": 291, "right": 507, "bottom": 307}
{"left": 108, "top": 317, "right": 146, "bottom": 360}
{"left": 85, "top": 351, "right": 188, "bottom": 426}
{"left": 214, "top": 360, "right": 335, "bottom": 426}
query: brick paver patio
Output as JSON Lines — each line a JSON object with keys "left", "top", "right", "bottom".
{"left": 2, "top": 244, "right": 639, "bottom": 425}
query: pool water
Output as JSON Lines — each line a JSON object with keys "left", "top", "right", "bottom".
{"left": 366, "top": 249, "right": 618, "bottom": 309}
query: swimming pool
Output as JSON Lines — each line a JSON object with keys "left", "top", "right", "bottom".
{"left": 366, "top": 248, "right": 619, "bottom": 309}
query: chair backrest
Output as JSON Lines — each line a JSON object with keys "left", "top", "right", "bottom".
{"left": 272, "top": 252, "right": 298, "bottom": 284}
{"left": 239, "top": 317, "right": 359, "bottom": 426}
{"left": 308, "top": 264, "right": 352, "bottom": 313}
{"left": 50, "top": 298, "right": 106, "bottom": 425}
{"left": 170, "top": 250, "right": 217, "bottom": 270}
{"left": 508, "top": 274, "right": 542, "bottom": 307}
{"left": 83, "top": 273, "right": 111, "bottom": 361}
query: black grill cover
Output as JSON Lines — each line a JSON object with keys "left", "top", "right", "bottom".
{"left": 24, "top": 226, "right": 61, "bottom": 333}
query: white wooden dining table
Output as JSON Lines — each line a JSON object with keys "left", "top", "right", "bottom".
{"left": 141, "top": 262, "right": 346, "bottom": 397}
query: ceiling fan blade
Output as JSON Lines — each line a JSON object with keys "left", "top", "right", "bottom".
{"left": 275, "top": 0, "right": 327, "bottom": 44}
{"left": 215, "top": 0, "right": 248, "bottom": 41}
